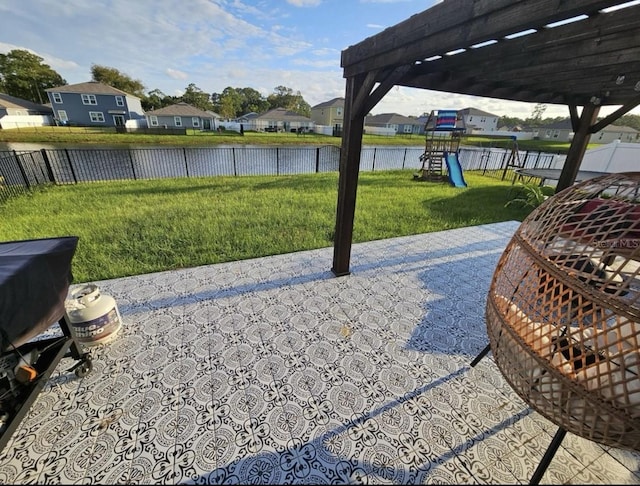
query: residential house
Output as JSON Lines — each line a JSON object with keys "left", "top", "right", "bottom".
{"left": 593, "top": 124, "right": 639, "bottom": 143}
{"left": 539, "top": 119, "right": 639, "bottom": 143}
{"left": 205, "top": 110, "right": 222, "bottom": 129}
{"left": 458, "top": 107, "right": 499, "bottom": 132}
{"left": 45, "top": 81, "right": 146, "bottom": 127}
{"left": 253, "top": 108, "right": 314, "bottom": 132}
{"left": 311, "top": 98, "right": 344, "bottom": 131}
{"left": 145, "top": 102, "right": 217, "bottom": 130}
{"left": 234, "top": 112, "right": 259, "bottom": 124}
{"left": 364, "top": 113, "right": 422, "bottom": 135}
{"left": 0, "top": 93, "right": 53, "bottom": 129}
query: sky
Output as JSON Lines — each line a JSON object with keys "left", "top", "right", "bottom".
{"left": 1, "top": 0, "right": 638, "bottom": 120}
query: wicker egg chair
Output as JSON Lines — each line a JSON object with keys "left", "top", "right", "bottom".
{"left": 483, "top": 172, "right": 640, "bottom": 476}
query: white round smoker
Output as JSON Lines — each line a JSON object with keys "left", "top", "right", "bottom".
{"left": 64, "top": 284, "right": 122, "bottom": 346}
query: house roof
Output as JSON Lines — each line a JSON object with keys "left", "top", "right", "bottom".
{"left": 459, "top": 107, "right": 499, "bottom": 118}
{"left": 541, "top": 118, "right": 638, "bottom": 133}
{"left": 255, "top": 107, "right": 312, "bottom": 122}
{"left": 312, "top": 98, "right": 345, "bottom": 109}
{"left": 145, "top": 102, "right": 213, "bottom": 118}
{"left": 0, "top": 93, "right": 52, "bottom": 113}
{"left": 605, "top": 125, "right": 639, "bottom": 133}
{"left": 365, "top": 113, "right": 420, "bottom": 125}
{"left": 45, "top": 81, "right": 137, "bottom": 98}
{"left": 236, "top": 112, "right": 259, "bottom": 121}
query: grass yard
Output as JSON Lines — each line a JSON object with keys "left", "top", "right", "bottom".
{"left": 0, "top": 170, "right": 539, "bottom": 282}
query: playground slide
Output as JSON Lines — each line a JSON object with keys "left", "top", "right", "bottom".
{"left": 444, "top": 151, "right": 467, "bottom": 188}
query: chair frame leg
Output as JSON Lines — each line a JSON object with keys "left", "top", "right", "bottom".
{"left": 470, "top": 344, "right": 491, "bottom": 367}
{"left": 529, "top": 427, "right": 566, "bottom": 485}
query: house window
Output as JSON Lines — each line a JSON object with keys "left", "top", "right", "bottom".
{"left": 57, "top": 110, "right": 68, "bottom": 122}
{"left": 404, "top": 125, "right": 413, "bottom": 133}
{"left": 52, "top": 93, "right": 63, "bottom": 104}
{"left": 82, "top": 94, "right": 98, "bottom": 105}
{"left": 192, "top": 117, "right": 200, "bottom": 127}
{"left": 150, "top": 115, "right": 158, "bottom": 127}
{"left": 115, "top": 96, "right": 124, "bottom": 107}
{"left": 336, "top": 107, "right": 343, "bottom": 116}
{"left": 174, "top": 116, "right": 182, "bottom": 127}
{"left": 89, "top": 111, "right": 105, "bottom": 123}
{"left": 15, "top": 110, "right": 24, "bottom": 116}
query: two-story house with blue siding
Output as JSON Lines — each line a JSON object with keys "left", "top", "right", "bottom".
{"left": 45, "top": 81, "right": 146, "bottom": 127}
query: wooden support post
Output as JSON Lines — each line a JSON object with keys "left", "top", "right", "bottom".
{"left": 556, "top": 104, "right": 599, "bottom": 193}
{"left": 332, "top": 74, "right": 367, "bottom": 277}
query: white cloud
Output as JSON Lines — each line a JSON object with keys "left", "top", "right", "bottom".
{"left": 286, "top": 0, "right": 321, "bottom": 6}
{"left": 166, "top": 68, "right": 188, "bottom": 80}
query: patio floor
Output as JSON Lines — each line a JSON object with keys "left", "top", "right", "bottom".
{"left": 1, "top": 221, "right": 639, "bottom": 484}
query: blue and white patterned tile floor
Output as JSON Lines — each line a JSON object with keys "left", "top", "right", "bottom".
{"left": 1, "top": 221, "right": 639, "bottom": 484}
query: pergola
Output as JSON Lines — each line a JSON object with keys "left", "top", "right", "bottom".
{"left": 332, "top": 0, "right": 640, "bottom": 277}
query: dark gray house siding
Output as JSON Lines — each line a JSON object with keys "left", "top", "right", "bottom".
{"left": 45, "top": 82, "right": 145, "bottom": 127}
{"left": 145, "top": 103, "right": 216, "bottom": 130}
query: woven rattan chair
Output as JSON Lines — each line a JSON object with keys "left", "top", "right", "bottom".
{"left": 477, "top": 172, "right": 640, "bottom": 482}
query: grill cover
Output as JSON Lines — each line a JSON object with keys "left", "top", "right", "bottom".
{"left": 0, "top": 237, "right": 79, "bottom": 351}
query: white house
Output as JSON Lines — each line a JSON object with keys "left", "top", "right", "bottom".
{"left": 458, "top": 107, "right": 499, "bottom": 132}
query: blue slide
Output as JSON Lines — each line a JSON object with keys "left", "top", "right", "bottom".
{"left": 444, "top": 151, "right": 467, "bottom": 188}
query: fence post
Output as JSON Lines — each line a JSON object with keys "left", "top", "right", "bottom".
{"left": 500, "top": 148, "right": 510, "bottom": 180}
{"left": 533, "top": 151, "right": 542, "bottom": 169}
{"left": 402, "top": 148, "right": 407, "bottom": 169}
{"left": 13, "top": 151, "right": 30, "bottom": 188}
{"left": 129, "top": 149, "right": 137, "bottom": 180}
{"left": 183, "top": 147, "right": 190, "bottom": 177}
{"left": 372, "top": 147, "right": 376, "bottom": 171}
{"left": 315, "top": 147, "right": 320, "bottom": 173}
{"left": 233, "top": 148, "right": 237, "bottom": 176}
{"left": 65, "top": 148, "right": 78, "bottom": 183}
{"left": 276, "top": 147, "right": 280, "bottom": 176}
{"left": 41, "top": 149, "right": 55, "bottom": 183}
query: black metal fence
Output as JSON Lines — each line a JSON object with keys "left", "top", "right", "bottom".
{"left": 0, "top": 145, "right": 560, "bottom": 204}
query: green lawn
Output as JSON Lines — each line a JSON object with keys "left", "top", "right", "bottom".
{"left": 0, "top": 170, "right": 539, "bottom": 283}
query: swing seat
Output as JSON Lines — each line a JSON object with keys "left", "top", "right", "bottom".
{"left": 486, "top": 172, "right": 640, "bottom": 451}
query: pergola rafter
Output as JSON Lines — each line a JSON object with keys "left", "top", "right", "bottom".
{"left": 333, "top": 0, "right": 640, "bottom": 276}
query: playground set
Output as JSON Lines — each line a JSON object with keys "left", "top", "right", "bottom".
{"left": 414, "top": 109, "right": 467, "bottom": 187}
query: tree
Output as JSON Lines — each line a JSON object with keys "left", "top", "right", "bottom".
{"left": 613, "top": 114, "right": 640, "bottom": 131}
{"left": 498, "top": 115, "right": 525, "bottom": 129}
{"left": 180, "top": 83, "right": 213, "bottom": 111}
{"left": 142, "top": 88, "right": 176, "bottom": 111}
{"left": 237, "top": 87, "right": 269, "bottom": 115}
{"left": 528, "top": 103, "right": 547, "bottom": 125}
{"left": 212, "top": 87, "right": 243, "bottom": 119}
{"left": 267, "top": 86, "right": 311, "bottom": 117}
{"left": 91, "top": 64, "right": 145, "bottom": 97}
{"left": 0, "top": 49, "right": 66, "bottom": 104}
{"left": 211, "top": 87, "right": 270, "bottom": 119}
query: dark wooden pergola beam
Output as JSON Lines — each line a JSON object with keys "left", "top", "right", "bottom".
{"left": 342, "top": 0, "right": 629, "bottom": 77}
{"left": 333, "top": 0, "right": 640, "bottom": 276}
{"left": 556, "top": 104, "right": 601, "bottom": 192}
{"left": 332, "top": 66, "right": 412, "bottom": 276}
{"left": 591, "top": 94, "right": 640, "bottom": 132}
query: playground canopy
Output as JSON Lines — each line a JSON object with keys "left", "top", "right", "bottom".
{"left": 333, "top": 0, "right": 640, "bottom": 277}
